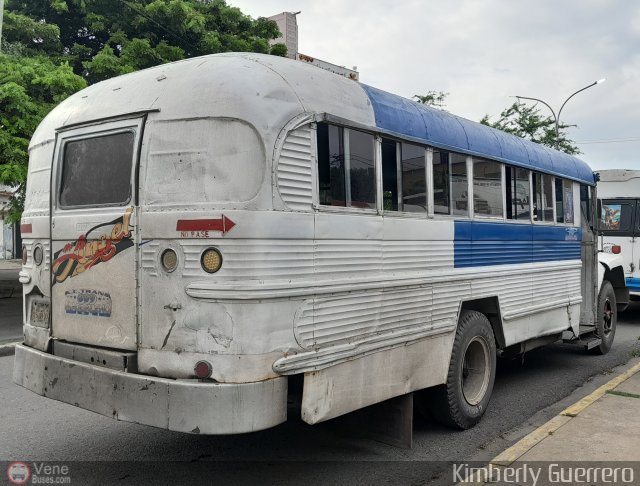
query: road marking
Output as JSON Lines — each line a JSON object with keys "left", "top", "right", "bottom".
{"left": 561, "top": 361, "right": 640, "bottom": 417}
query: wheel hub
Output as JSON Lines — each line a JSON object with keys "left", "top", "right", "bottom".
{"left": 602, "top": 298, "right": 613, "bottom": 336}
{"left": 462, "top": 336, "right": 491, "bottom": 406}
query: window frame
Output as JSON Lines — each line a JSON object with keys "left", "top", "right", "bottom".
{"left": 315, "top": 121, "right": 378, "bottom": 214}
{"left": 505, "top": 166, "right": 533, "bottom": 224}
{"left": 562, "top": 179, "right": 575, "bottom": 225}
{"left": 532, "top": 171, "right": 556, "bottom": 225}
{"left": 53, "top": 117, "right": 144, "bottom": 211}
{"left": 379, "top": 136, "right": 429, "bottom": 217}
{"left": 471, "top": 157, "right": 506, "bottom": 220}
{"left": 599, "top": 197, "right": 637, "bottom": 236}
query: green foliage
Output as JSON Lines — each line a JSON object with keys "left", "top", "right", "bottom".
{"left": 413, "top": 90, "right": 449, "bottom": 110}
{"left": 1, "top": 11, "right": 62, "bottom": 55}
{"left": 269, "top": 43, "right": 288, "bottom": 57}
{"left": 4, "top": 0, "right": 283, "bottom": 80}
{"left": 481, "top": 102, "right": 580, "bottom": 155}
{"left": 0, "top": 55, "right": 87, "bottom": 222}
{"left": 1, "top": 0, "right": 283, "bottom": 221}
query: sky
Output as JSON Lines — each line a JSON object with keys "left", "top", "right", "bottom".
{"left": 229, "top": 0, "right": 640, "bottom": 171}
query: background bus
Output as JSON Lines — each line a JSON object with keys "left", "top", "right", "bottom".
{"left": 597, "top": 169, "right": 640, "bottom": 298}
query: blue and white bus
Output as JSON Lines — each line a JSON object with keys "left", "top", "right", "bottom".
{"left": 14, "top": 53, "right": 626, "bottom": 435}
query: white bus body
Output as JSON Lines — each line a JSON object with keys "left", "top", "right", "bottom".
{"left": 14, "top": 53, "right": 626, "bottom": 435}
{"left": 597, "top": 169, "right": 640, "bottom": 298}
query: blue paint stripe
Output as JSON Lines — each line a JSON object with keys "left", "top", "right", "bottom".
{"left": 626, "top": 277, "right": 640, "bottom": 293}
{"left": 454, "top": 221, "right": 582, "bottom": 268}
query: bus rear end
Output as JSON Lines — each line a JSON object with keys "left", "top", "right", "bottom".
{"left": 14, "top": 111, "right": 289, "bottom": 434}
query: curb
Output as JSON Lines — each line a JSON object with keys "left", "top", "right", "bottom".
{"left": 0, "top": 341, "right": 20, "bottom": 357}
{"left": 457, "top": 360, "right": 640, "bottom": 485}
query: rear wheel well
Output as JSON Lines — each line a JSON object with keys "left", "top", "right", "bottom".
{"left": 604, "top": 264, "right": 625, "bottom": 289}
{"left": 603, "top": 264, "right": 630, "bottom": 311}
{"left": 460, "top": 297, "right": 505, "bottom": 350}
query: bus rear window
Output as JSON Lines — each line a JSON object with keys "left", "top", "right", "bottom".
{"left": 59, "top": 131, "right": 135, "bottom": 207}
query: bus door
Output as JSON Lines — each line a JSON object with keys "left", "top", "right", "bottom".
{"left": 600, "top": 198, "right": 637, "bottom": 278}
{"left": 49, "top": 118, "right": 145, "bottom": 351}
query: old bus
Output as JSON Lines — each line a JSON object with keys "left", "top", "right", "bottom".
{"left": 14, "top": 53, "right": 627, "bottom": 434}
{"left": 597, "top": 169, "right": 640, "bottom": 299}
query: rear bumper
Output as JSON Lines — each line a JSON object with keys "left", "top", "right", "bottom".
{"left": 13, "top": 344, "right": 287, "bottom": 434}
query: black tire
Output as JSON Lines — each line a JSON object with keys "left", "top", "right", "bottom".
{"left": 428, "top": 310, "right": 497, "bottom": 429}
{"left": 590, "top": 280, "right": 617, "bottom": 355}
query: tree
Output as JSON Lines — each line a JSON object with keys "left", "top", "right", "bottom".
{"left": 480, "top": 102, "right": 580, "bottom": 155}
{"left": 413, "top": 90, "right": 449, "bottom": 110}
{"left": 0, "top": 55, "right": 87, "bottom": 222}
{"left": 1, "top": 0, "right": 286, "bottom": 221}
{"left": 4, "top": 0, "right": 286, "bottom": 83}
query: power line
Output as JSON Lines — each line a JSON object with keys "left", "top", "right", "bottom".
{"left": 575, "top": 137, "right": 640, "bottom": 145}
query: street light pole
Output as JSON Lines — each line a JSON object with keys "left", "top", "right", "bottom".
{"left": 514, "top": 78, "right": 606, "bottom": 147}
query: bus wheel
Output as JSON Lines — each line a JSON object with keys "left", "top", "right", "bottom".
{"left": 430, "top": 310, "right": 497, "bottom": 429}
{"left": 590, "top": 280, "right": 617, "bottom": 355}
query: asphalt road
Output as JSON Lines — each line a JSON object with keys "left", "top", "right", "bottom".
{"left": 0, "top": 307, "right": 639, "bottom": 485}
{"left": 0, "top": 297, "right": 22, "bottom": 344}
{"left": 0, "top": 265, "right": 22, "bottom": 343}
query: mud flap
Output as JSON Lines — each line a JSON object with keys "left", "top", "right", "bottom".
{"left": 361, "top": 393, "right": 413, "bottom": 449}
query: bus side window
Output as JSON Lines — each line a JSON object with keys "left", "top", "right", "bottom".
{"left": 580, "top": 184, "right": 592, "bottom": 228}
{"left": 382, "top": 139, "right": 427, "bottom": 213}
{"left": 381, "top": 139, "right": 398, "bottom": 211}
{"left": 472, "top": 158, "right": 503, "bottom": 217}
{"left": 433, "top": 149, "right": 451, "bottom": 215}
{"left": 400, "top": 143, "right": 427, "bottom": 213}
{"left": 563, "top": 179, "right": 574, "bottom": 224}
{"left": 506, "top": 166, "right": 531, "bottom": 220}
{"left": 451, "top": 153, "right": 468, "bottom": 216}
{"left": 317, "top": 123, "right": 345, "bottom": 207}
{"left": 317, "top": 123, "right": 376, "bottom": 209}
{"left": 555, "top": 178, "right": 564, "bottom": 223}
{"left": 533, "top": 172, "right": 554, "bottom": 222}
{"left": 347, "top": 129, "right": 376, "bottom": 209}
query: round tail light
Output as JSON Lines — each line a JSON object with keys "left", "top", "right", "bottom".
{"left": 201, "top": 248, "right": 222, "bottom": 273}
{"left": 194, "top": 360, "right": 212, "bottom": 379}
{"left": 33, "top": 245, "right": 43, "bottom": 266}
{"left": 612, "top": 245, "right": 621, "bottom": 254}
{"left": 161, "top": 249, "right": 178, "bottom": 272}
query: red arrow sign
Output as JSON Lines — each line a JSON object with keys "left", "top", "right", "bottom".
{"left": 176, "top": 215, "right": 236, "bottom": 233}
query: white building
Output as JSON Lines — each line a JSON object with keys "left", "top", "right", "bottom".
{"left": 268, "top": 11, "right": 359, "bottom": 81}
{"left": 268, "top": 11, "right": 299, "bottom": 59}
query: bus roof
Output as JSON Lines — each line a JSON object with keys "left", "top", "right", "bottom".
{"left": 31, "top": 53, "right": 595, "bottom": 186}
{"left": 360, "top": 84, "right": 595, "bottom": 186}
